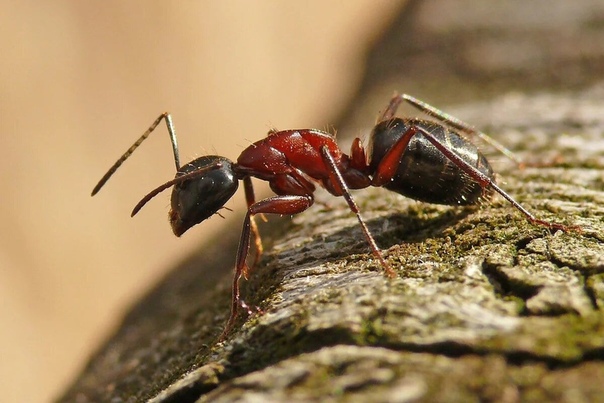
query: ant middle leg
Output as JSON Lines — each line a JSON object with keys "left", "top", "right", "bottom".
{"left": 319, "top": 146, "right": 396, "bottom": 278}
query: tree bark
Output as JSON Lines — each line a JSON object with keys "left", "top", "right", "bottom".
{"left": 60, "top": 1, "right": 604, "bottom": 402}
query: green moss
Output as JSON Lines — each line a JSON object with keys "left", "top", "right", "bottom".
{"left": 356, "top": 316, "right": 386, "bottom": 345}
{"left": 482, "top": 313, "right": 604, "bottom": 363}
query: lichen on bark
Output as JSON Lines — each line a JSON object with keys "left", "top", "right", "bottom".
{"left": 61, "top": 85, "right": 604, "bottom": 403}
{"left": 60, "top": 0, "right": 604, "bottom": 397}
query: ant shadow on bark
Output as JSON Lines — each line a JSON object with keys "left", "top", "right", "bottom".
{"left": 223, "top": 204, "right": 478, "bottom": 375}
{"left": 238, "top": 204, "right": 475, "bottom": 313}
{"left": 379, "top": 204, "right": 476, "bottom": 245}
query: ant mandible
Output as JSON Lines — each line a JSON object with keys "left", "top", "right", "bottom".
{"left": 92, "top": 94, "right": 576, "bottom": 340}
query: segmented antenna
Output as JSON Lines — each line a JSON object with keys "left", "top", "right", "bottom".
{"left": 91, "top": 113, "right": 180, "bottom": 196}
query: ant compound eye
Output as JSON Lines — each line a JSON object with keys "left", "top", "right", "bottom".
{"left": 169, "top": 156, "right": 238, "bottom": 236}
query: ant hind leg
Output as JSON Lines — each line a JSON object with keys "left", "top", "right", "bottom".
{"left": 410, "top": 126, "right": 580, "bottom": 233}
{"left": 383, "top": 94, "right": 525, "bottom": 166}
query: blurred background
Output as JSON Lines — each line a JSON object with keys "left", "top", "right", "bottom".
{"left": 0, "top": 1, "right": 404, "bottom": 401}
{"left": 4, "top": 1, "right": 604, "bottom": 401}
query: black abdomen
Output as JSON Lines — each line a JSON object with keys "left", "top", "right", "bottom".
{"left": 368, "top": 118, "right": 494, "bottom": 205}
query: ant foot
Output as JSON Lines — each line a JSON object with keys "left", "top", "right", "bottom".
{"left": 519, "top": 154, "right": 565, "bottom": 169}
{"left": 532, "top": 218, "right": 582, "bottom": 234}
{"left": 240, "top": 299, "right": 264, "bottom": 316}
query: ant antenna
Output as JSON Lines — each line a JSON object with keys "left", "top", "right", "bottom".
{"left": 91, "top": 113, "right": 180, "bottom": 196}
{"left": 131, "top": 163, "right": 224, "bottom": 216}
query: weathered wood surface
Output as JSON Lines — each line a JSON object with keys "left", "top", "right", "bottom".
{"left": 62, "top": 89, "right": 604, "bottom": 403}
{"left": 60, "top": 1, "right": 604, "bottom": 401}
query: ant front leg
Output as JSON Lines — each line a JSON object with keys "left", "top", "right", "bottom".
{"left": 242, "top": 176, "right": 264, "bottom": 271}
{"left": 220, "top": 194, "right": 314, "bottom": 340}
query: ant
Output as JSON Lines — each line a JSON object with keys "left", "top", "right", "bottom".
{"left": 92, "top": 94, "right": 577, "bottom": 340}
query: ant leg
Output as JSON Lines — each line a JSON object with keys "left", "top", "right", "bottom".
{"left": 219, "top": 195, "right": 314, "bottom": 341}
{"left": 92, "top": 113, "right": 180, "bottom": 195}
{"left": 413, "top": 126, "right": 579, "bottom": 231}
{"left": 372, "top": 125, "right": 578, "bottom": 232}
{"left": 382, "top": 94, "right": 524, "bottom": 167}
{"left": 243, "top": 176, "right": 264, "bottom": 277}
{"left": 371, "top": 125, "right": 420, "bottom": 187}
{"left": 379, "top": 93, "right": 403, "bottom": 121}
{"left": 320, "top": 146, "right": 396, "bottom": 278}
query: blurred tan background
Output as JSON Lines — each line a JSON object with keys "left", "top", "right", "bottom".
{"left": 0, "top": 1, "right": 405, "bottom": 401}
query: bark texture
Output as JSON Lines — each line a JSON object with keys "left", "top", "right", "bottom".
{"left": 61, "top": 1, "right": 604, "bottom": 402}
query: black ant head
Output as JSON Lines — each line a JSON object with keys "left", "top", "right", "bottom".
{"left": 169, "top": 156, "right": 239, "bottom": 236}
